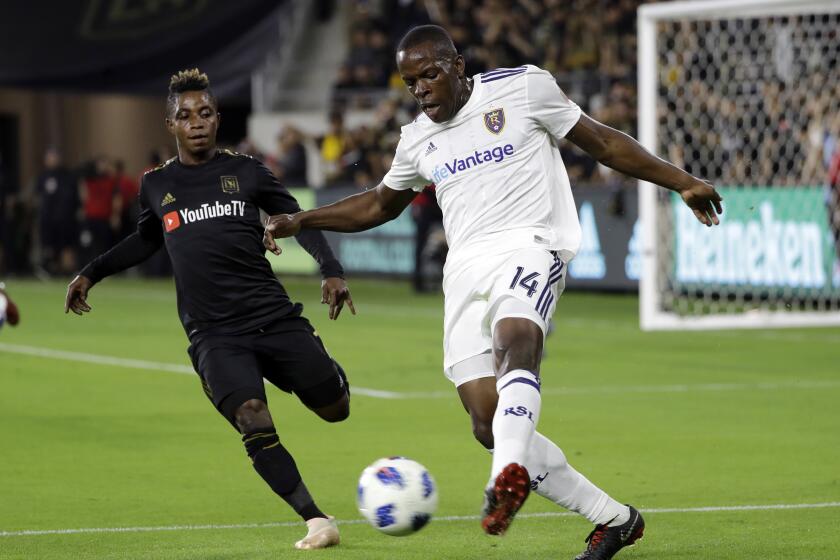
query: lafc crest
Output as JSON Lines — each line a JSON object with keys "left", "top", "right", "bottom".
{"left": 484, "top": 108, "right": 505, "bottom": 135}
{"left": 220, "top": 176, "right": 239, "bottom": 194}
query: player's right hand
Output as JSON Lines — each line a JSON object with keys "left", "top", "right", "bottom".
{"left": 263, "top": 213, "right": 302, "bottom": 255}
{"left": 65, "top": 275, "right": 93, "bottom": 315}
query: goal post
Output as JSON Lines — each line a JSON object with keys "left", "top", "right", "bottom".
{"left": 637, "top": 0, "right": 840, "bottom": 330}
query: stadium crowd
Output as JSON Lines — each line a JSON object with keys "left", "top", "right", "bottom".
{"left": 658, "top": 17, "right": 840, "bottom": 189}
{"left": 323, "top": 0, "right": 643, "bottom": 189}
{"left": 2, "top": 148, "right": 174, "bottom": 278}
{"left": 317, "top": 1, "right": 839, "bottom": 194}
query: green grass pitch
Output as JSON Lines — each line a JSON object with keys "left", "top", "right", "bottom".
{"left": 1, "top": 277, "right": 839, "bottom": 559}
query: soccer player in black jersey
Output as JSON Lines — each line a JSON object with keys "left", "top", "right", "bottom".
{"left": 65, "top": 69, "right": 351, "bottom": 550}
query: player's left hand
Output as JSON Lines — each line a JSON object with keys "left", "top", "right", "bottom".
{"left": 680, "top": 179, "right": 723, "bottom": 227}
{"left": 321, "top": 277, "right": 355, "bottom": 320}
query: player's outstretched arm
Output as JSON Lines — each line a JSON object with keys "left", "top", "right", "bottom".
{"left": 264, "top": 183, "right": 417, "bottom": 253}
{"left": 65, "top": 232, "right": 163, "bottom": 316}
{"left": 566, "top": 114, "right": 723, "bottom": 227}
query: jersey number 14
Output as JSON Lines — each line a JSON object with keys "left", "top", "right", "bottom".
{"left": 509, "top": 267, "right": 540, "bottom": 297}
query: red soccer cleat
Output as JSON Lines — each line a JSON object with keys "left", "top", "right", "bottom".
{"left": 481, "top": 462, "right": 530, "bottom": 536}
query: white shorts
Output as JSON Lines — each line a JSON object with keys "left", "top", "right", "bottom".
{"left": 442, "top": 247, "right": 566, "bottom": 386}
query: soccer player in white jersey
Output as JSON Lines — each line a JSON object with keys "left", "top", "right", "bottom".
{"left": 265, "top": 25, "right": 722, "bottom": 560}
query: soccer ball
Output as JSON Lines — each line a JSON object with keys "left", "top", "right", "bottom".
{"left": 357, "top": 457, "right": 438, "bottom": 536}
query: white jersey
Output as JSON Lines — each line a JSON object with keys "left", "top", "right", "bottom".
{"left": 383, "top": 64, "right": 583, "bottom": 266}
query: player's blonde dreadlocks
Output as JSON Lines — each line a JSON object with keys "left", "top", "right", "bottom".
{"left": 166, "top": 68, "right": 216, "bottom": 116}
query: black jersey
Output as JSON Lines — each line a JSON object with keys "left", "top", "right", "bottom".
{"left": 81, "top": 150, "right": 342, "bottom": 339}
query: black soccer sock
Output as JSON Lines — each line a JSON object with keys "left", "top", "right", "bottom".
{"left": 243, "top": 427, "right": 326, "bottom": 521}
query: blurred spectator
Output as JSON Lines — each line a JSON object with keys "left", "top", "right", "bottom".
{"left": 142, "top": 147, "right": 174, "bottom": 175}
{"left": 336, "top": 127, "right": 365, "bottom": 187}
{"left": 34, "top": 148, "right": 79, "bottom": 276}
{"left": 321, "top": 110, "right": 347, "bottom": 184}
{"left": 235, "top": 138, "right": 264, "bottom": 160}
{"left": 272, "top": 126, "right": 308, "bottom": 187}
{"left": 114, "top": 160, "right": 139, "bottom": 242}
{"left": 333, "top": 64, "right": 357, "bottom": 97}
{"left": 80, "top": 156, "right": 120, "bottom": 263}
{"left": 411, "top": 185, "right": 444, "bottom": 292}
{"left": 1, "top": 147, "right": 37, "bottom": 276}
{"left": 345, "top": 25, "right": 391, "bottom": 88}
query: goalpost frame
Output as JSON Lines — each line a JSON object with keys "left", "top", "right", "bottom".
{"left": 637, "top": 0, "right": 840, "bottom": 330}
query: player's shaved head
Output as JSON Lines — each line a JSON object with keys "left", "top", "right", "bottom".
{"left": 395, "top": 25, "right": 470, "bottom": 123}
{"left": 397, "top": 25, "right": 458, "bottom": 60}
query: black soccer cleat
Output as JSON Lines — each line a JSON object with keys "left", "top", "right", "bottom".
{"left": 574, "top": 505, "right": 645, "bottom": 560}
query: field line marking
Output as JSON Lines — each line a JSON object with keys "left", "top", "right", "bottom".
{"left": 2, "top": 501, "right": 839, "bottom": 537}
{"left": 0, "top": 342, "right": 195, "bottom": 374}
{"left": 0, "top": 342, "right": 401, "bottom": 399}
{"left": 3, "top": 342, "right": 840, "bottom": 399}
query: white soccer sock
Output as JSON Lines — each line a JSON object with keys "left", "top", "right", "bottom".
{"left": 490, "top": 370, "right": 541, "bottom": 479}
{"left": 524, "top": 432, "right": 629, "bottom": 526}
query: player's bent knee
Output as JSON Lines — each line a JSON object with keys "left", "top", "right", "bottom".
{"left": 493, "top": 317, "right": 543, "bottom": 354}
{"left": 313, "top": 393, "right": 350, "bottom": 423}
{"left": 234, "top": 398, "right": 272, "bottom": 433}
{"left": 297, "top": 362, "right": 350, "bottom": 421}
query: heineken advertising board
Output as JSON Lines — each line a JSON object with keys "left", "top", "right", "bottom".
{"left": 673, "top": 186, "right": 840, "bottom": 295}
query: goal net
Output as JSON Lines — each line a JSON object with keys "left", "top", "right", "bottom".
{"left": 638, "top": 0, "right": 840, "bottom": 330}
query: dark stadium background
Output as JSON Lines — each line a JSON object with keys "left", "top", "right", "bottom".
{"left": 0, "top": 0, "right": 645, "bottom": 289}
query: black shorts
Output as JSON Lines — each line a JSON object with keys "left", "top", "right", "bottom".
{"left": 187, "top": 316, "right": 347, "bottom": 421}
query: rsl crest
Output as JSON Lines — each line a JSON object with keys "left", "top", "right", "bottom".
{"left": 220, "top": 176, "right": 239, "bottom": 194}
{"left": 483, "top": 108, "right": 505, "bottom": 135}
